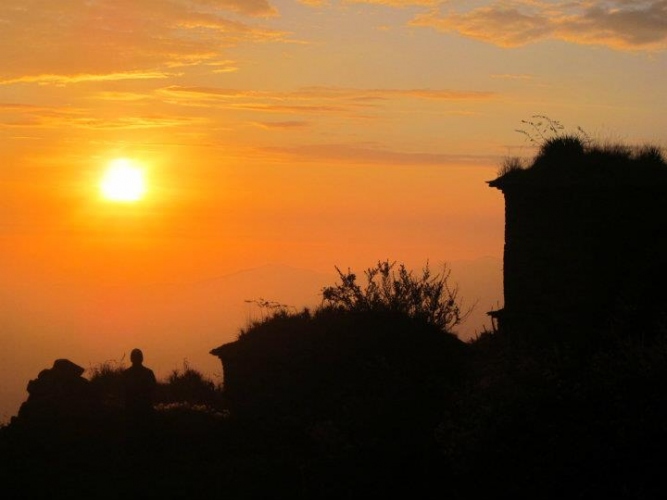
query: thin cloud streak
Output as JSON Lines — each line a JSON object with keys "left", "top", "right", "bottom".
{"left": 154, "top": 85, "right": 497, "bottom": 118}
{"left": 209, "top": 0, "right": 279, "bottom": 17}
{"left": 252, "top": 121, "right": 311, "bottom": 129}
{"left": 260, "top": 143, "right": 500, "bottom": 167}
{"left": 0, "top": 103, "right": 205, "bottom": 130}
{"left": 345, "top": 0, "right": 438, "bottom": 5}
{"left": 491, "top": 74, "right": 534, "bottom": 80}
{"left": 160, "top": 85, "right": 496, "bottom": 102}
{"left": 0, "top": 71, "right": 176, "bottom": 87}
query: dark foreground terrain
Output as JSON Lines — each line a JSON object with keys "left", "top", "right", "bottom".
{"left": 3, "top": 321, "right": 667, "bottom": 499}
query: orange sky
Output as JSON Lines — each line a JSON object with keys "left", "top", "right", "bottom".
{"left": 1, "top": 0, "right": 666, "bottom": 420}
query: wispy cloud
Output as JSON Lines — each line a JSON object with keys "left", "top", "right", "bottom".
{"left": 155, "top": 85, "right": 496, "bottom": 119}
{"left": 0, "top": 102, "right": 204, "bottom": 130}
{"left": 259, "top": 143, "right": 499, "bottom": 166}
{"left": 491, "top": 73, "right": 534, "bottom": 80}
{"left": 0, "top": 1, "right": 289, "bottom": 81}
{"left": 345, "top": 0, "right": 439, "bottom": 6}
{"left": 160, "top": 85, "right": 495, "bottom": 102}
{"left": 299, "top": 0, "right": 438, "bottom": 7}
{"left": 252, "top": 120, "right": 311, "bottom": 129}
{"left": 411, "top": 1, "right": 667, "bottom": 50}
{"left": 90, "top": 92, "right": 156, "bottom": 102}
{"left": 212, "top": 0, "right": 278, "bottom": 17}
{"left": 63, "top": 115, "right": 206, "bottom": 130}
{"left": 295, "top": 86, "right": 496, "bottom": 100}
{"left": 0, "top": 71, "right": 175, "bottom": 86}
{"left": 369, "top": 88, "right": 495, "bottom": 100}
{"left": 298, "top": 0, "right": 331, "bottom": 6}
{"left": 235, "top": 103, "right": 348, "bottom": 113}
{"left": 0, "top": 103, "right": 84, "bottom": 129}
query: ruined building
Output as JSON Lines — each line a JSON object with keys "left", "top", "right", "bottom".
{"left": 488, "top": 137, "right": 667, "bottom": 341}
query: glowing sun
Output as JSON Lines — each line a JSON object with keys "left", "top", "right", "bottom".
{"left": 100, "top": 158, "right": 146, "bottom": 202}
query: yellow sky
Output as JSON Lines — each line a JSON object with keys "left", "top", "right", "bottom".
{"left": 1, "top": 0, "right": 665, "bottom": 418}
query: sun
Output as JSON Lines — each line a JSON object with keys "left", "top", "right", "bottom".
{"left": 100, "top": 158, "right": 146, "bottom": 202}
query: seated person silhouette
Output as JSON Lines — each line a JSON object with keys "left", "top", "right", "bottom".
{"left": 123, "top": 348, "right": 157, "bottom": 440}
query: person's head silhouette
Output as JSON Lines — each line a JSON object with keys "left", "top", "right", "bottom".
{"left": 130, "top": 348, "right": 144, "bottom": 366}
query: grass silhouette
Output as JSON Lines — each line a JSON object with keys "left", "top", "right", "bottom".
{"left": 495, "top": 134, "right": 667, "bottom": 186}
{"left": 496, "top": 115, "right": 666, "bottom": 187}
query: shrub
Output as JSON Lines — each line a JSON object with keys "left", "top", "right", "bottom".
{"left": 494, "top": 116, "right": 667, "bottom": 185}
{"left": 156, "top": 361, "right": 221, "bottom": 407}
{"left": 536, "top": 135, "right": 586, "bottom": 162}
{"left": 497, "top": 156, "right": 526, "bottom": 178}
{"left": 88, "top": 358, "right": 223, "bottom": 411}
{"left": 515, "top": 115, "right": 591, "bottom": 147}
{"left": 87, "top": 359, "right": 126, "bottom": 409}
{"left": 321, "top": 260, "right": 471, "bottom": 334}
{"left": 636, "top": 145, "right": 667, "bottom": 168}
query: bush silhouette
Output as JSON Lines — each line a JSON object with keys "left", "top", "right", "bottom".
{"left": 88, "top": 359, "right": 126, "bottom": 411}
{"left": 498, "top": 115, "right": 666, "bottom": 185}
{"left": 211, "top": 260, "right": 472, "bottom": 466}
{"left": 321, "top": 259, "right": 470, "bottom": 334}
{"left": 87, "top": 358, "right": 222, "bottom": 412}
{"left": 155, "top": 361, "right": 222, "bottom": 408}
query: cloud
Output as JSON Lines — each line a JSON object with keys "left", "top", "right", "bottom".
{"left": 0, "top": 71, "right": 175, "bottom": 86}
{"left": 0, "top": 103, "right": 84, "bottom": 129}
{"left": 203, "top": 0, "right": 278, "bottom": 17}
{"left": 235, "top": 103, "right": 349, "bottom": 113}
{"left": 252, "top": 120, "right": 311, "bottom": 129}
{"left": 292, "top": 86, "right": 496, "bottom": 100}
{"left": 64, "top": 115, "right": 206, "bottom": 130}
{"left": 411, "top": 1, "right": 667, "bottom": 50}
{"left": 558, "top": 1, "right": 667, "bottom": 48}
{"left": 206, "top": 60, "right": 240, "bottom": 73}
{"left": 0, "top": 1, "right": 288, "bottom": 81}
{"left": 367, "top": 88, "right": 495, "bottom": 100}
{"left": 154, "top": 85, "right": 496, "bottom": 119}
{"left": 160, "top": 85, "right": 495, "bottom": 102}
{"left": 298, "top": 0, "right": 331, "bottom": 6}
{"left": 90, "top": 92, "right": 156, "bottom": 102}
{"left": 345, "top": 0, "right": 439, "bottom": 6}
{"left": 0, "top": 102, "right": 204, "bottom": 130}
{"left": 299, "top": 0, "right": 437, "bottom": 5}
{"left": 259, "top": 143, "right": 499, "bottom": 166}
{"left": 491, "top": 73, "right": 534, "bottom": 80}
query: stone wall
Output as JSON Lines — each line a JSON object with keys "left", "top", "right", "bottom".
{"left": 490, "top": 179, "right": 667, "bottom": 339}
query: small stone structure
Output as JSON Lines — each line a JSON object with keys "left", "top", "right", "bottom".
{"left": 210, "top": 311, "right": 466, "bottom": 420}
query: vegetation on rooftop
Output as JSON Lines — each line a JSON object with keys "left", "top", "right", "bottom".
{"left": 238, "top": 259, "right": 470, "bottom": 341}
{"left": 495, "top": 115, "right": 667, "bottom": 184}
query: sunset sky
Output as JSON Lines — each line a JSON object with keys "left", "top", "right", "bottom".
{"left": 1, "top": 0, "right": 666, "bottom": 419}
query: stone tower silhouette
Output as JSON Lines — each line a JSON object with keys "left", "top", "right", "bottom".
{"left": 488, "top": 139, "right": 667, "bottom": 340}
